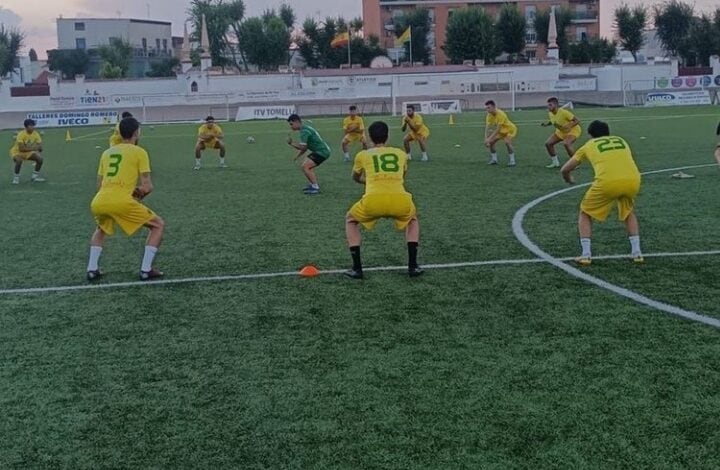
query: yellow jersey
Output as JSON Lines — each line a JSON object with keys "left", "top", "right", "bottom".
{"left": 403, "top": 113, "right": 429, "bottom": 136}
{"left": 573, "top": 136, "right": 640, "bottom": 185}
{"left": 486, "top": 109, "right": 517, "bottom": 135}
{"left": 97, "top": 143, "right": 151, "bottom": 196}
{"left": 353, "top": 146, "right": 409, "bottom": 195}
{"left": 343, "top": 116, "right": 365, "bottom": 135}
{"left": 10, "top": 130, "right": 42, "bottom": 156}
{"left": 549, "top": 108, "right": 579, "bottom": 132}
{"left": 198, "top": 124, "right": 223, "bottom": 141}
{"left": 109, "top": 124, "right": 122, "bottom": 147}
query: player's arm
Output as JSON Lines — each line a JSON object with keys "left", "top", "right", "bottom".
{"left": 96, "top": 174, "right": 103, "bottom": 191}
{"left": 561, "top": 157, "right": 581, "bottom": 184}
{"left": 405, "top": 119, "right": 419, "bottom": 133}
{"left": 401, "top": 118, "right": 408, "bottom": 133}
{"left": 352, "top": 169, "right": 365, "bottom": 185}
{"left": 287, "top": 134, "right": 308, "bottom": 160}
{"left": 136, "top": 172, "right": 154, "bottom": 197}
{"left": 561, "top": 116, "right": 580, "bottom": 132}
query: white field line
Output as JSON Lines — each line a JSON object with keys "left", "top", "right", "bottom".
{"left": 68, "top": 112, "right": 720, "bottom": 142}
{"left": 0, "top": 249, "right": 719, "bottom": 296}
{"left": 512, "top": 163, "right": 720, "bottom": 329}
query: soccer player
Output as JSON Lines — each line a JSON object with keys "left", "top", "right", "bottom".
{"left": 484, "top": 100, "right": 517, "bottom": 166}
{"left": 194, "top": 116, "right": 226, "bottom": 170}
{"left": 541, "top": 97, "right": 581, "bottom": 168}
{"left": 715, "top": 121, "right": 720, "bottom": 166}
{"left": 560, "top": 120, "right": 643, "bottom": 266}
{"left": 402, "top": 105, "right": 430, "bottom": 162}
{"left": 342, "top": 105, "right": 367, "bottom": 162}
{"left": 287, "top": 114, "right": 331, "bottom": 195}
{"left": 109, "top": 111, "right": 133, "bottom": 147}
{"left": 86, "top": 117, "right": 165, "bottom": 281}
{"left": 345, "top": 120, "right": 423, "bottom": 279}
{"left": 9, "top": 118, "right": 46, "bottom": 184}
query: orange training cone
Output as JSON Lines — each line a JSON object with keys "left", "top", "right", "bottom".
{"left": 299, "top": 265, "right": 320, "bottom": 277}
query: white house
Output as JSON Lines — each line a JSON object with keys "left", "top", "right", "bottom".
{"left": 56, "top": 18, "right": 173, "bottom": 57}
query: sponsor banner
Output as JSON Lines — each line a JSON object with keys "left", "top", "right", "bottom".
{"left": 402, "top": 100, "right": 461, "bottom": 115}
{"left": 645, "top": 90, "right": 712, "bottom": 107}
{"left": 77, "top": 94, "right": 110, "bottom": 107}
{"left": 27, "top": 110, "right": 118, "bottom": 128}
{"left": 50, "top": 96, "right": 76, "bottom": 109}
{"left": 655, "top": 76, "right": 717, "bottom": 89}
{"left": 236, "top": 105, "right": 296, "bottom": 121}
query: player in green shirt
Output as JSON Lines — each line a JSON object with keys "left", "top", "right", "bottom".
{"left": 287, "top": 114, "right": 331, "bottom": 195}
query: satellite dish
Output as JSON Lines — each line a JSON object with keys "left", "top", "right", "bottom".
{"left": 370, "top": 56, "right": 393, "bottom": 69}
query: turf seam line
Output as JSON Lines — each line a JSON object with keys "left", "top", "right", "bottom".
{"left": 512, "top": 162, "right": 720, "bottom": 329}
{"left": 0, "top": 249, "right": 719, "bottom": 296}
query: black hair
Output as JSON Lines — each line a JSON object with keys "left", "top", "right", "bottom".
{"left": 547, "top": 97, "right": 559, "bottom": 104}
{"left": 485, "top": 100, "right": 496, "bottom": 106}
{"left": 406, "top": 104, "right": 415, "bottom": 111}
{"left": 121, "top": 111, "right": 133, "bottom": 119}
{"left": 287, "top": 114, "right": 302, "bottom": 123}
{"left": 588, "top": 120, "right": 610, "bottom": 138}
{"left": 119, "top": 117, "right": 140, "bottom": 139}
{"left": 205, "top": 116, "right": 215, "bottom": 122}
{"left": 349, "top": 105, "right": 357, "bottom": 111}
{"left": 23, "top": 118, "right": 36, "bottom": 128}
{"left": 368, "top": 121, "right": 389, "bottom": 145}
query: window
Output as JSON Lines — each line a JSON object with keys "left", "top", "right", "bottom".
{"left": 576, "top": 27, "right": 587, "bottom": 41}
{"left": 525, "top": 31, "right": 537, "bottom": 44}
{"left": 74, "top": 22, "right": 85, "bottom": 31}
{"left": 156, "top": 38, "right": 161, "bottom": 50}
{"left": 191, "top": 81, "right": 198, "bottom": 93}
{"left": 525, "top": 6, "right": 536, "bottom": 26}
{"left": 75, "top": 38, "right": 86, "bottom": 49}
{"left": 142, "top": 38, "right": 147, "bottom": 50}
{"left": 162, "top": 39, "right": 168, "bottom": 51}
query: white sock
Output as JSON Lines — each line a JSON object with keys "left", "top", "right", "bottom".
{"left": 195, "top": 158, "right": 201, "bottom": 166}
{"left": 141, "top": 246, "right": 158, "bottom": 272}
{"left": 509, "top": 153, "right": 516, "bottom": 162}
{"left": 629, "top": 235, "right": 641, "bottom": 256}
{"left": 344, "top": 152, "right": 350, "bottom": 159}
{"left": 87, "top": 246, "right": 102, "bottom": 271}
{"left": 490, "top": 153, "right": 498, "bottom": 161}
{"left": 219, "top": 157, "right": 225, "bottom": 164}
{"left": 13, "top": 172, "right": 20, "bottom": 177}
{"left": 580, "top": 238, "right": 592, "bottom": 258}
{"left": 422, "top": 152, "right": 428, "bottom": 159}
{"left": 550, "top": 155, "right": 559, "bottom": 165}
{"left": 32, "top": 170, "right": 40, "bottom": 176}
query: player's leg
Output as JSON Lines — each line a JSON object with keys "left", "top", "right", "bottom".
{"left": 545, "top": 134, "right": 562, "bottom": 168}
{"left": 577, "top": 210, "right": 593, "bottom": 266}
{"left": 28, "top": 153, "right": 45, "bottom": 182}
{"left": 140, "top": 215, "right": 165, "bottom": 280}
{"left": 487, "top": 136, "right": 500, "bottom": 165}
{"left": 418, "top": 136, "right": 429, "bottom": 162}
{"left": 341, "top": 135, "right": 351, "bottom": 162}
{"left": 504, "top": 136, "right": 516, "bottom": 166}
{"left": 86, "top": 227, "right": 107, "bottom": 280}
{"left": 301, "top": 157, "right": 321, "bottom": 194}
{"left": 405, "top": 217, "right": 423, "bottom": 277}
{"left": 563, "top": 136, "right": 577, "bottom": 158}
{"left": 216, "top": 141, "right": 227, "bottom": 167}
{"left": 403, "top": 134, "right": 413, "bottom": 159}
{"left": 623, "top": 211, "right": 643, "bottom": 262}
{"left": 361, "top": 135, "right": 368, "bottom": 151}
{"left": 194, "top": 141, "right": 205, "bottom": 170}
{"left": 344, "top": 212, "right": 364, "bottom": 279}
{"left": 11, "top": 156, "right": 23, "bottom": 184}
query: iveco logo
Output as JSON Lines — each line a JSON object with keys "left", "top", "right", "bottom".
{"left": 647, "top": 93, "right": 674, "bottom": 101}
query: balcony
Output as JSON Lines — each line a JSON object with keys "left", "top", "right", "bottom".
{"left": 571, "top": 11, "right": 599, "bottom": 23}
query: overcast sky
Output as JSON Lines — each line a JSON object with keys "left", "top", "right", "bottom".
{"left": 2, "top": 0, "right": 719, "bottom": 59}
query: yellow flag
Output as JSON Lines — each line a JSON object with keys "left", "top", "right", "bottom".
{"left": 395, "top": 27, "right": 411, "bottom": 47}
{"left": 331, "top": 32, "right": 350, "bottom": 48}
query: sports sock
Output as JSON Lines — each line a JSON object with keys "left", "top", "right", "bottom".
{"left": 629, "top": 235, "right": 641, "bottom": 256}
{"left": 87, "top": 246, "right": 102, "bottom": 271}
{"left": 350, "top": 246, "right": 362, "bottom": 271}
{"left": 490, "top": 153, "right": 498, "bottom": 161}
{"left": 195, "top": 158, "right": 201, "bottom": 166}
{"left": 422, "top": 152, "right": 428, "bottom": 159}
{"left": 580, "top": 238, "right": 592, "bottom": 258}
{"left": 141, "top": 246, "right": 158, "bottom": 272}
{"left": 408, "top": 242, "right": 419, "bottom": 269}
{"left": 219, "top": 157, "right": 225, "bottom": 165}
{"left": 344, "top": 152, "right": 350, "bottom": 160}
{"left": 550, "top": 155, "right": 559, "bottom": 165}
{"left": 509, "top": 153, "right": 516, "bottom": 163}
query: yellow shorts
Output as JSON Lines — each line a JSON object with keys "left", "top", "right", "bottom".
{"left": 498, "top": 126, "right": 518, "bottom": 139}
{"left": 555, "top": 126, "right": 582, "bottom": 140}
{"left": 349, "top": 193, "right": 417, "bottom": 230}
{"left": 581, "top": 179, "right": 640, "bottom": 222}
{"left": 199, "top": 139, "right": 220, "bottom": 149}
{"left": 343, "top": 133, "right": 365, "bottom": 144}
{"left": 10, "top": 151, "right": 36, "bottom": 160}
{"left": 407, "top": 129, "right": 430, "bottom": 142}
{"left": 91, "top": 193, "right": 157, "bottom": 236}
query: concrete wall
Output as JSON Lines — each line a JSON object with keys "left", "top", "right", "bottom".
{"left": 57, "top": 18, "right": 172, "bottom": 50}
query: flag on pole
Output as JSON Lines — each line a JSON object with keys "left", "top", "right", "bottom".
{"left": 395, "top": 27, "right": 411, "bottom": 47}
{"left": 331, "top": 32, "right": 350, "bottom": 48}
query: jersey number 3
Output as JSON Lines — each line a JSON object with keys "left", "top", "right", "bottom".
{"left": 596, "top": 137, "right": 626, "bottom": 153}
{"left": 107, "top": 154, "right": 123, "bottom": 177}
{"left": 372, "top": 154, "right": 400, "bottom": 173}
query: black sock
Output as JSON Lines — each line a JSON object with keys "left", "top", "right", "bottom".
{"left": 408, "top": 242, "right": 418, "bottom": 269}
{"left": 350, "top": 246, "right": 362, "bottom": 271}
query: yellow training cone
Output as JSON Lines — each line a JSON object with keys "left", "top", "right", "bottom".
{"left": 65, "top": 130, "right": 72, "bottom": 141}
{"left": 448, "top": 114, "right": 455, "bottom": 126}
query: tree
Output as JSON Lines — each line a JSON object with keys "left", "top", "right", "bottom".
{"left": 28, "top": 48, "right": 37, "bottom": 62}
{"left": 279, "top": 4, "right": 296, "bottom": 30}
{"left": 614, "top": 4, "right": 647, "bottom": 61}
{"left": 567, "top": 37, "right": 617, "bottom": 64}
{"left": 97, "top": 37, "right": 133, "bottom": 78}
{"left": 146, "top": 57, "right": 180, "bottom": 77}
{"left": 0, "top": 24, "right": 24, "bottom": 76}
{"left": 47, "top": 49, "right": 89, "bottom": 79}
{"left": 443, "top": 7, "right": 498, "bottom": 64}
{"left": 296, "top": 16, "right": 386, "bottom": 69}
{"left": 238, "top": 14, "right": 290, "bottom": 71}
{"left": 679, "top": 14, "right": 717, "bottom": 66}
{"left": 394, "top": 9, "right": 432, "bottom": 64}
{"left": 496, "top": 4, "right": 526, "bottom": 62}
{"left": 534, "top": 7, "right": 574, "bottom": 60}
{"left": 653, "top": 0, "right": 694, "bottom": 58}
{"left": 188, "top": 0, "right": 241, "bottom": 68}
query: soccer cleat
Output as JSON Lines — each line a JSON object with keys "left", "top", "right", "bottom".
{"left": 12, "top": 177, "right": 19, "bottom": 185}
{"left": 86, "top": 270, "right": 103, "bottom": 282}
{"left": 575, "top": 256, "right": 592, "bottom": 266}
{"left": 508, "top": 161, "right": 517, "bottom": 167}
{"left": 140, "top": 268, "right": 164, "bottom": 281}
{"left": 219, "top": 162, "right": 228, "bottom": 168}
{"left": 304, "top": 187, "right": 321, "bottom": 195}
{"left": 193, "top": 163, "right": 201, "bottom": 170}
{"left": 408, "top": 266, "right": 425, "bottom": 278}
{"left": 632, "top": 255, "right": 645, "bottom": 264}
{"left": 343, "top": 155, "right": 351, "bottom": 163}
{"left": 487, "top": 159, "right": 498, "bottom": 165}
{"left": 343, "top": 269, "right": 364, "bottom": 279}
{"left": 421, "top": 155, "right": 429, "bottom": 162}
{"left": 407, "top": 154, "right": 412, "bottom": 161}
{"left": 546, "top": 162, "right": 560, "bottom": 169}
{"left": 31, "top": 175, "right": 46, "bottom": 182}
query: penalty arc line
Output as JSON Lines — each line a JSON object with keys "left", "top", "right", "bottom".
{"left": 512, "top": 162, "right": 720, "bottom": 329}
{"left": 0, "top": 248, "right": 719, "bottom": 296}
